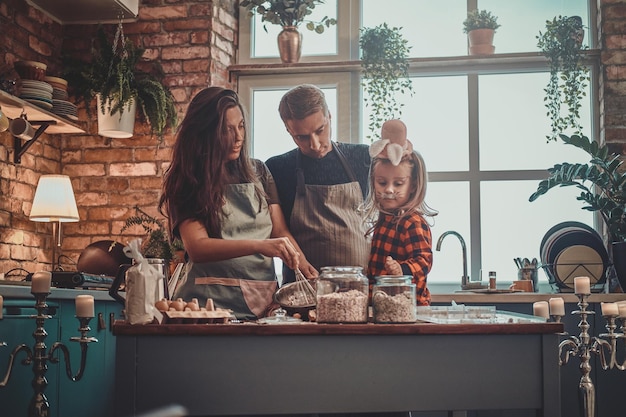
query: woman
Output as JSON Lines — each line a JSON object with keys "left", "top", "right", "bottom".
{"left": 159, "top": 87, "right": 314, "bottom": 320}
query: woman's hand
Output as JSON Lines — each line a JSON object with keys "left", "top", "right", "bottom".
{"left": 259, "top": 237, "right": 300, "bottom": 270}
{"left": 384, "top": 256, "right": 402, "bottom": 275}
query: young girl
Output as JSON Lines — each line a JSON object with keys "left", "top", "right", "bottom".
{"left": 363, "top": 119, "right": 437, "bottom": 305}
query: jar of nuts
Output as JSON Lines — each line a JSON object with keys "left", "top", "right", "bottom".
{"left": 316, "top": 266, "right": 369, "bottom": 323}
{"left": 372, "top": 276, "right": 416, "bottom": 323}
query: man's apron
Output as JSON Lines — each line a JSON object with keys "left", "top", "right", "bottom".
{"left": 288, "top": 143, "right": 369, "bottom": 280}
{"left": 174, "top": 183, "right": 277, "bottom": 320}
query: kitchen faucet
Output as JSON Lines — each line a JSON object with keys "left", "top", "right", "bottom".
{"left": 435, "top": 231, "right": 471, "bottom": 289}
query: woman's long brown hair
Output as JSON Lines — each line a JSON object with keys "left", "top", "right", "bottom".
{"left": 159, "top": 87, "right": 261, "bottom": 239}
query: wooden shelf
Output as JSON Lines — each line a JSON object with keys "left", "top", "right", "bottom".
{"left": 0, "top": 89, "right": 84, "bottom": 135}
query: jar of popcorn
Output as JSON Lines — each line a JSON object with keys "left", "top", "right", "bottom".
{"left": 316, "top": 266, "right": 369, "bottom": 323}
{"left": 372, "top": 276, "right": 416, "bottom": 323}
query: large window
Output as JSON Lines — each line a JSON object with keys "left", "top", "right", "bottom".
{"left": 237, "top": 0, "right": 598, "bottom": 287}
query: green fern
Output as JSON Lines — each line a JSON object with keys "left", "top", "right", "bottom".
{"left": 121, "top": 206, "right": 182, "bottom": 260}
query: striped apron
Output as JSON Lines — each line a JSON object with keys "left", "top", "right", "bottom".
{"left": 289, "top": 143, "right": 369, "bottom": 275}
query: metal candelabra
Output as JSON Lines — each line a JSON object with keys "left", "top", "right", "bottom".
{"left": 555, "top": 293, "right": 626, "bottom": 417}
{"left": 0, "top": 290, "right": 97, "bottom": 417}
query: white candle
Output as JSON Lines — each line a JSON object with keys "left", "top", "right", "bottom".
{"left": 601, "top": 302, "right": 619, "bottom": 317}
{"left": 617, "top": 301, "right": 626, "bottom": 319}
{"left": 75, "top": 294, "right": 95, "bottom": 318}
{"left": 31, "top": 271, "right": 51, "bottom": 293}
{"left": 0, "top": 294, "right": 3, "bottom": 319}
{"left": 533, "top": 301, "right": 550, "bottom": 319}
{"left": 574, "top": 276, "right": 590, "bottom": 295}
{"left": 549, "top": 297, "right": 565, "bottom": 316}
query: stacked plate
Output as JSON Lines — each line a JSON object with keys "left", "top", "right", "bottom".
{"left": 20, "top": 79, "right": 53, "bottom": 110}
{"left": 540, "top": 221, "right": 608, "bottom": 291}
{"left": 52, "top": 100, "right": 78, "bottom": 121}
{"left": 44, "top": 76, "right": 78, "bottom": 121}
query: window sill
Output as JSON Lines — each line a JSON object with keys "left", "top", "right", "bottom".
{"left": 229, "top": 50, "right": 600, "bottom": 78}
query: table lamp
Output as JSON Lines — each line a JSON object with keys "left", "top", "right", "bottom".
{"left": 29, "top": 175, "right": 79, "bottom": 271}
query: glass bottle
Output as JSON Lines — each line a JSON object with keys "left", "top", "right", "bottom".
{"left": 316, "top": 266, "right": 369, "bottom": 323}
{"left": 372, "top": 276, "right": 416, "bottom": 323}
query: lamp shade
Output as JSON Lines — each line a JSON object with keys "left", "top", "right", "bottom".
{"left": 30, "top": 175, "right": 79, "bottom": 222}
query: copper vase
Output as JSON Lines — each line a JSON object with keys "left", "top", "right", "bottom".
{"left": 277, "top": 26, "right": 302, "bottom": 63}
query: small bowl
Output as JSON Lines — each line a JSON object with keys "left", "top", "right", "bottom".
{"left": 14, "top": 61, "right": 47, "bottom": 81}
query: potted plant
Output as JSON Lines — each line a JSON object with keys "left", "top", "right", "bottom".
{"left": 359, "top": 23, "right": 413, "bottom": 141}
{"left": 529, "top": 134, "right": 626, "bottom": 288}
{"left": 63, "top": 25, "right": 177, "bottom": 141}
{"left": 239, "top": 0, "right": 337, "bottom": 63}
{"left": 462, "top": 9, "right": 501, "bottom": 55}
{"left": 120, "top": 206, "right": 184, "bottom": 265}
{"left": 537, "top": 15, "right": 589, "bottom": 142}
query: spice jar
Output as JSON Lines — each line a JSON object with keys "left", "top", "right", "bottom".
{"left": 316, "top": 266, "right": 369, "bottom": 323}
{"left": 372, "top": 276, "right": 416, "bottom": 323}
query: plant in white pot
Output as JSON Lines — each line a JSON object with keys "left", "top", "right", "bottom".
{"left": 240, "top": 0, "right": 337, "bottom": 63}
{"left": 63, "top": 25, "right": 177, "bottom": 141}
{"left": 463, "top": 9, "right": 501, "bottom": 55}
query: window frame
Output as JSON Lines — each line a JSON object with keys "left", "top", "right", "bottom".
{"left": 233, "top": 0, "right": 602, "bottom": 286}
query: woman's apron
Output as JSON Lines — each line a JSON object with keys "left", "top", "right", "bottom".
{"left": 289, "top": 143, "right": 369, "bottom": 278}
{"left": 174, "top": 183, "right": 277, "bottom": 320}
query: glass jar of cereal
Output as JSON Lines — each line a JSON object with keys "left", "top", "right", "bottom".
{"left": 372, "top": 276, "right": 416, "bottom": 323}
{"left": 316, "top": 266, "right": 369, "bottom": 323}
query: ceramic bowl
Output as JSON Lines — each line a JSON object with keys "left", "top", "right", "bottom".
{"left": 14, "top": 60, "right": 47, "bottom": 81}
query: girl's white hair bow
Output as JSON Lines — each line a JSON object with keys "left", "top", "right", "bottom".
{"left": 369, "top": 119, "right": 413, "bottom": 166}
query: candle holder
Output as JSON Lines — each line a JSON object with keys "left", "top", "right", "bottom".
{"left": 555, "top": 293, "right": 626, "bottom": 417}
{"left": 0, "top": 291, "right": 97, "bottom": 417}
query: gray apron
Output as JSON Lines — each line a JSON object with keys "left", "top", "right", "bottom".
{"left": 174, "top": 183, "right": 277, "bottom": 320}
{"left": 290, "top": 143, "right": 369, "bottom": 274}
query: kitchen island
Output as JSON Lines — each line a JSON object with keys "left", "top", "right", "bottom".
{"left": 113, "top": 320, "right": 563, "bottom": 417}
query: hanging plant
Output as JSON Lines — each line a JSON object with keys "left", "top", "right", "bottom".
{"left": 537, "top": 15, "right": 589, "bottom": 142}
{"left": 359, "top": 23, "right": 413, "bottom": 141}
{"left": 63, "top": 25, "right": 177, "bottom": 142}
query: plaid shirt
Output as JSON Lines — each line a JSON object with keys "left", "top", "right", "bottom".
{"left": 367, "top": 211, "right": 432, "bottom": 305}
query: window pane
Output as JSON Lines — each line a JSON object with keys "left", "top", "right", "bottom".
{"left": 251, "top": 0, "right": 338, "bottom": 58}
{"left": 402, "top": 76, "right": 469, "bottom": 172}
{"left": 362, "top": 0, "right": 590, "bottom": 57}
{"left": 362, "top": 0, "right": 467, "bottom": 57}
{"left": 428, "top": 182, "right": 471, "bottom": 284}
{"left": 479, "top": 0, "right": 591, "bottom": 53}
{"left": 250, "top": 88, "right": 337, "bottom": 161}
{"left": 479, "top": 73, "right": 591, "bottom": 171}
{"left": 480, "top": 180, "right": 594, "bottom": 286}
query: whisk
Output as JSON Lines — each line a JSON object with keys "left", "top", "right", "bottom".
{"left": 294, "top": 268, "right": 317, "bottom": 306}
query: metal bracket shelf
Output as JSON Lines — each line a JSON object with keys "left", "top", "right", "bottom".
{"left": 13, "top": 120, "right": 53, "bottom": 164}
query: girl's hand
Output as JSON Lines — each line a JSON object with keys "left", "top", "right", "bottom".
{"left": 260, "top": 237, "right": 300, "bottom": 270}
{"left": 384, "top": 256, "right": 402, "bottom": 275}
{"left": 299, "top": 258, "right": 319, "bottom": 279}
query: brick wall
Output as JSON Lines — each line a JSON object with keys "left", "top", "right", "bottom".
{"left": 600, "top": 0, "right": 626, "bottom": 155}
{"left": 0, "top": 0, "right": 238, "bottom": 277}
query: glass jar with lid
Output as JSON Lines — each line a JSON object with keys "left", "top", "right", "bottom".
{"left": 372, "top": 276, "right": 416, "bottom": 323}
{"left": 316, "top": 266, "right": 369, "bottom": 323}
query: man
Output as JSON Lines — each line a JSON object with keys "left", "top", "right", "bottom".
{"left": 266, "top": 84, "right": 371, "bottom": 283}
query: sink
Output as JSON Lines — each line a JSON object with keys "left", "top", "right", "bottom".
{"left": 461, "top": 281, "right": 488, "bottom": 290}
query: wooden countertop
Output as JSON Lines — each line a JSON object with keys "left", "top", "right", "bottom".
{"left": 112, "top": 320, "right": 563, "bottom": 336}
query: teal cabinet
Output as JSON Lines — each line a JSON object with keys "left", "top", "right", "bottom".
{"left": 0, "top": 291, "right": 122, "bottom": 417}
